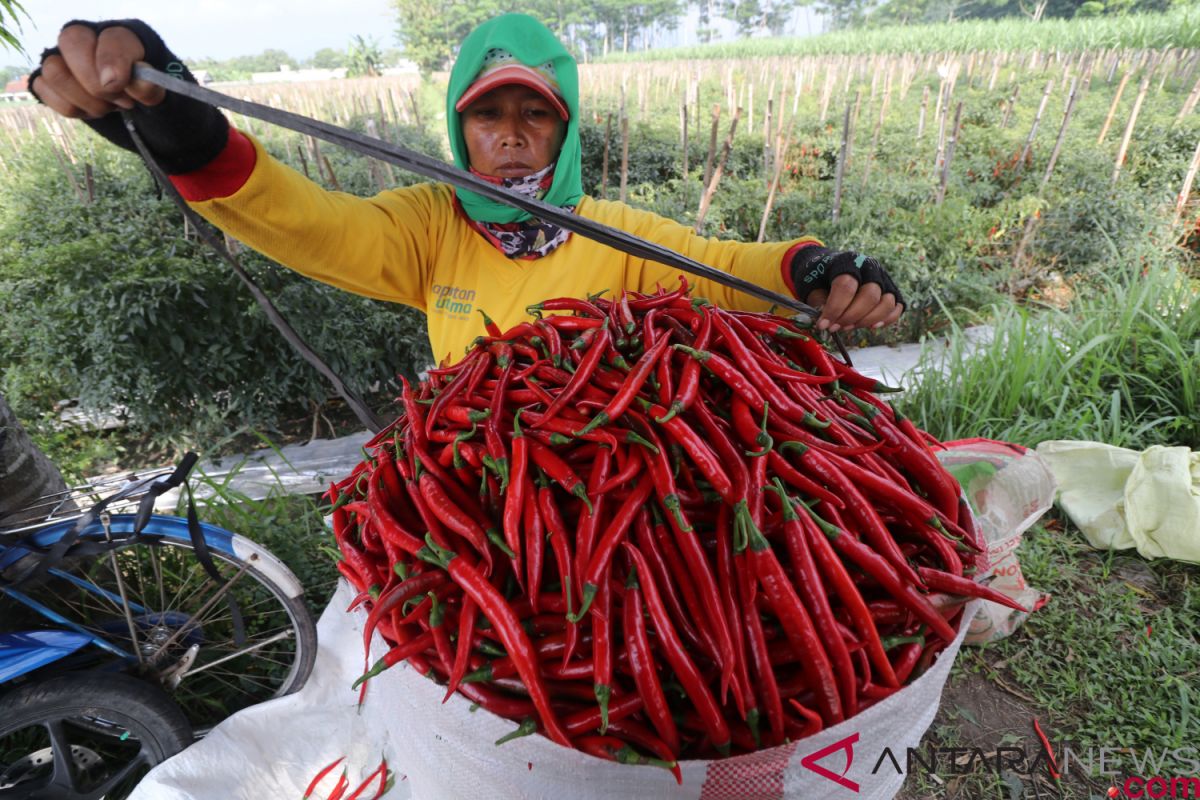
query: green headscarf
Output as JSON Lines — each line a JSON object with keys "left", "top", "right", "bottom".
{"left": 447, "top": 13, "right": 583, "bottom": 224}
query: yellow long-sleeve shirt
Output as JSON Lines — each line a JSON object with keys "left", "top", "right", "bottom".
{"left": 185, "top": 133, "right": 817, "bottom": 364}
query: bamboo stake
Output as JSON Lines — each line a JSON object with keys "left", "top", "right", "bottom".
{"left": 1171, "top": 137, "right": 1200, "bottom": 228}
{"left": 935, "top": 101, "right": 963, "bottom": 205}
{"left": 819, "top": 69, "right": 835, "bottom": 124}
{"left": 758, "top": 123, "right": 794, "bottom": 242}
{"left": 1041, "top": 77, "right": 1079, "bottom": 190}
{"left": 695, "top": 107, "right": 741, "bottom": 233}
{"left": 406, "top": 87, "right": 423, "bottom": 133}
{"left": 1177, "top": 75, "right": 1200, "bottom": 122}
{"left": 831, "top": 93, "right": 857, "bottom": 224}
{"left": 1111, "top": 75, "right": 1150, "bottom": 186}
{"left": 933, "top": 82, "right": 950, "bottom": 178}
{"left": 702, "top": 103, "right": 721, "bottom": 188}
{"left": 917, "top": 84, "right": 930, "bottom": 141}
{"left": 600, "top": 112, "right": 611, "bottom": 200}
{"left": 619, "top": 112, "right": 630, "bottom": 203}
{"left": 296, "top": 141, "right": 310, "bottom": 178}
{"left": 322, "top": 155, "right": 341, "bottom": 191}
{"left": 860, "top": 92, "right": 887, "bottom": 192}
{"left": 1000, "top": 81, "right": 1020, "bottom": 129}
{"left": 764, "top": 98, "right": 773, "bottom": 184}
{"left": 681, "top": 101, "right": 689, "bottom": 180}
{"left": 49, "top": 138, "right": 85, "bottom": 203}
{"left": 1018, "top": 79, "right": 1056, "bottom": 170}
{"left": 1098, "top": 71, "right": 1131, "bottom": 144}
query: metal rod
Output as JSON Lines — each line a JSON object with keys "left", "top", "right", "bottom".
{"left": 131, "top": 66, "right": 819, "bottom": 323}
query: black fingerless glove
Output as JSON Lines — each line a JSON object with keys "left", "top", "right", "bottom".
{"left": 790, "top": 245, "right": 906, "bottom": 310}
{"left": 28, "top": 19, "right": 228, "bottom": 174}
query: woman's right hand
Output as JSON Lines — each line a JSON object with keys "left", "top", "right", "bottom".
{"left": 30, "top": 22, "right": 166, "bottom": 120}
{"left": 28, "top": 20, "right": 229, "bottom": 176}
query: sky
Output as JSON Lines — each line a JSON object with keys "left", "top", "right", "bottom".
{"left": 6, "top": 1, "right": 823, "bottom": 69}
{"left": 7, "top": 0, "right": 397, "bottom": 66}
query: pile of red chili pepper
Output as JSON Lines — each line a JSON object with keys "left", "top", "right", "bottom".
{"left": 326, "top": 280, "right": 1024, "bottom": 774}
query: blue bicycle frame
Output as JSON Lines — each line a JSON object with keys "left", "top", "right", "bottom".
{"left": 0, "top": 513, "right": 254, "bottom": 685}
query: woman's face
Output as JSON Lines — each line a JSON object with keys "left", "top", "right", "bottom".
{"left": 461, "top": 84, "right": 566, "bottom": 179}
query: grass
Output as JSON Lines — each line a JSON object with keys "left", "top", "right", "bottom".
{"left": 599, "top": 6, "right": 1200, "bottom": 61}
{"left": 894, "top": 259, "right": 1200, "bottom": 798}
{"left": 900, "top": 513, "right": 1200, "bottom": 799}
{"left": 187, "top": 452, "right": 341, "bottom": 619}
{"left": 898, "top": 261, "right": 1200, "bottom": 451}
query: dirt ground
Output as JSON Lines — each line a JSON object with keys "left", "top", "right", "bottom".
{"left": 895, "top": 666, "right": 1107, "bottom": 800}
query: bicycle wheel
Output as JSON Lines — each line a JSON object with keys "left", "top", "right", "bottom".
{"left": 0, "top": 672, "right": 192, "bottom": 800}
{"left": 1, "top": 515, "right": 317, "bottom": 736}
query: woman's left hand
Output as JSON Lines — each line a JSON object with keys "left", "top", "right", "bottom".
{"left": 791, "top": 247, "right": 905, "bottom": 332}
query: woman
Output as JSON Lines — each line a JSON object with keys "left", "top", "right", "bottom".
{"left": 29, "top": 14, "right": 904, "bottom": 364}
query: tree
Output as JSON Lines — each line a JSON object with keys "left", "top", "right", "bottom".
{"left": 307, "top": 47, "right": 348, "bottom": 69}
{"left": 392, "top": 0, "right": 509, "bottom": 75}
{"left": 0, "top": 0, "right": 26, "bottom": 54}
{"left": 720, "top": 0, "right": 796, "bottom": 36}
{"left": 347, "top": 35, "right": 383, "bottom": 77}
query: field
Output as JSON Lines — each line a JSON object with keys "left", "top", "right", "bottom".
{"left": 1, "top": 13, "right": 1198, "bottom": 798}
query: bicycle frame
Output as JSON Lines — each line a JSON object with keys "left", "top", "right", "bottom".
{"left": 0, "top": 630, "right": 94, "bottom": 684}
{"left": 0, "top": 513, "right": 305, "bottom": 683}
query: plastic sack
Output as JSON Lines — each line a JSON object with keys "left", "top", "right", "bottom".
{"left": 131, "top": 581, "right": 977, "bottom": 800}
{"left": 1036, "top": 441, "right": 1200, "bottom": 563}
{"left": 935, "top": 439, "right": 1055, "bottom": 645}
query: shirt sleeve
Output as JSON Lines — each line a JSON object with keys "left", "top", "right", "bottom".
{"left": 586, "top": 198, "right": 822, "bottom": 313}
{"left": 178, "top": 131, "right": 436, "bottom": 311}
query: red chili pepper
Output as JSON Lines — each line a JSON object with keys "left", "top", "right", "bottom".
{"left": 917, "top": 566, "right": 1028, "bottom": 611}
{"left": 673, "top": 343, "right": 767, "bottom": 410}
{"left": 303, "top": 756, "right": 346, "bottom": 799}
{"left": 417, "top": 467, "right": 496, "bottom": 570}
{"left": 528, "top": 440, "right": 592, "bottom": 511}
{"left": 808, "top": 503, "right": 957, "bottom": 644}
{"left": 737, "top": 501, "right": 843, "bottom": 726}
{"left": 641, "top": 431, "right": 735, "bottom": 699}
{"left": 445, "top": 596, "right": 478, "bottom": 702}
{"left": 622, "top": 542, "right": 732, "bottom": 754}
{"left": 591, "top": 577, "right": 614, "bottom": 733}
{"left": 623, "top": 565, "right": 682, "bottom": 753}
{"left": 528, "top": 297, "right": 607, "bottom": 318}
{"left": 796, "top": 496, "right": 899, "bottom": 689}
{"left": 656, "top": 305, "right": 711, "bottom": 422}
{"left": 575, "top": 476, "right": 654, "bottom": 620}
{"left": 634, "top": 510, "right": 710, "bottom": 656}
{"left": 641, "top": 398, "right": 736, "bottom": 504}
{"left": 533, "top": 321, "right": 611, "bottom": 428}
{"left": 523, "top": 476, "right": 545, "bottom": 612}
{"left": 539, "top": 484, "right": 576, "bottom": 625}
{"left": 419, "top": 540, "right": 571, "bottom": 747}
{"left": 765, "top": 479, "right": 858, "bottom": 714}
{"left": 424, "top": 349, "right": 484, "bottom": 439}
{"left": 575, "top": 334, "right": 672, "bottom": 436}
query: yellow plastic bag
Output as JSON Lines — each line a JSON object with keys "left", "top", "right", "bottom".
{"left": 1035, "top": 441, "right": 1200, "bottom": 564}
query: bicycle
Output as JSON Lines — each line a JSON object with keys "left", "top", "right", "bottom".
{"left": 0, "top": 454, "right": 318, "bottom": 798}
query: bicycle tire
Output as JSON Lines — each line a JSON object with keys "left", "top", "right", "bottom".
{"left": 0, "top": 672, "right": 192, "bottom": 800}
{"left": 0, "top": 515, "right": 317, "bottom": 736}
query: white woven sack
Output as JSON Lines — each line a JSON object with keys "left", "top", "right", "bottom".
{"left": 130, "top": 581, "right": 974, "bottom": 800}
{"left": 380, "top": 597, "right": 978, "bottom": 800}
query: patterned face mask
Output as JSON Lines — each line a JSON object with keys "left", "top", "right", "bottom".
{"left": 464, "top": 163, "right": 575, "bottom": 260}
